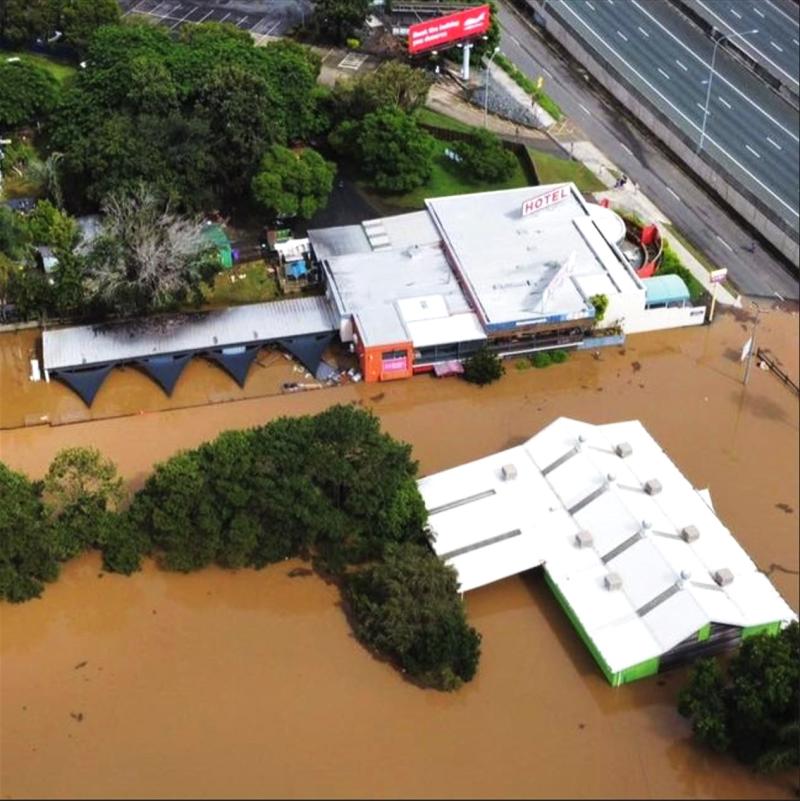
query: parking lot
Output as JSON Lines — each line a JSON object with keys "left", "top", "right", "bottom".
{"left": 120, "top": 0, "right": 312, "bottom": 40}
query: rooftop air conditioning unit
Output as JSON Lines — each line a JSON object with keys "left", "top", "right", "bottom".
{"left": 615, "top": 442, "right": 633, "bottom": 458}
{"left": 681, "top": 525, "right": 700, "bottom": 543}
{"left": 575, "top": 530, "right": 593, "bottom": 548}
{"left": 605, "top": 572, "right": 623, "bottom": 591}
{"left": 644, "top": 479, "right": 663, "bottom": 496}
{"left": 713, "top": 568, "right": 734, "bottom": 587}
{"left": 501, "top": 463, "right": 517, "bottom": 481}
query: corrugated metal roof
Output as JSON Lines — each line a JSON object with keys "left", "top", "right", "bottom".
{"left": 417, "top": 417, "right": 797, "bottom": 674}
{"left": 43, "top": 296, "right": 336, "bottom": 371}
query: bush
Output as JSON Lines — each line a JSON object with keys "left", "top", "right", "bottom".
{"left": 452, "top": 129, "right": 516, "bottom": 182}
{"left": 679, "top": 623, "right": 799, "bottom": 772}
{"left": 550, "top": 349, "right": 569, "bottom": 364}
{"left": 590, "top": 293, "right": 609, "bottom": 323}
{"left": 659, "top": 240, "right": 706, "bottom": 301}
{"left": 344, "top": 543, "right": 482, "bottom": 690}
{"left": 346, "top": 38, "right": 360, "bottom": 49}
{"left": 531, "top": 351, "right": 552, "bottom": 368}
{"left": 463, "top": 348, "right": 505, "bottom": 386}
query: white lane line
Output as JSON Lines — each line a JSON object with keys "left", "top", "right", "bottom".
{"left": 631, "top": 0, "right": 800, "bottom": 140}
{"left": 794, "top": 39, "right": 799, "bottom": 46}
{"left": 620, "top": 143, "right": 633, "bottom": 155}
{"left": 764, "top": 0, "right": 800, "bottom": 27}
{"left": 657, "top": 67, "right": 670, "bottom": 80}
{"left": 219, "top": 11, "right": 230, "bottom": 22}
{"left": 558, "top": 2, "right": 800, "bottom": 219}
{"left": 745, "top": 144, "right": 761, "bottom": 158}
{"left": 638, "top": 26, "right": 649, "bottom": 37}
{"left": 578, "top": 103, "right": 592, "bottom": 115}
{"left": 197, "top": 9, "right": 213, "bottom": 23}
{"left": 718, "top": 96, "right": 731, "bottom": 109}
{"left": 730, "top": 9, "right": 741, "bottom": 19}
{"left": 509, "top": 33, "right": 522, "bottom": 46}
{"left": 586, "top": 1, "right": 595, "bottom": 9}
{"left": 753, "top": 7, "right": 765, "bottom": 18}
{"left": 617, "top": 30, "right": 628, "bottom": 42}
{"left": 696, "top": 102, "right": 707, "bottom": 111}
{"left": 675, "top": 59, "right": 688, "bottom": 71}
{"left": 666, "top": 186, "right": 681, "bottom": 201}
{"left": 770, "top": 41, "right": 784, "bottom": 52}
{"left": 169, "top": 6, "right": 195, "bottom": 29}
{"left": 767, "top": 136, "right": 782, "bottom": 150}
{"left": 543, "top": 68, "right": 553, "bottom": 78}
{"left": 716, "top": 235, "right": 734, "bottom": 252}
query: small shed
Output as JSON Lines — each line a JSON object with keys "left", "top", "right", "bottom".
{"left": 202, "top": 223, "right": 233, "bottom": 270}
{"left": 642, "top": 274, "right": 691, "bottom": 308}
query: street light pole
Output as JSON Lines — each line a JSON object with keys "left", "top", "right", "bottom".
{"left": 697, "top": 27, "right": 758, "bottom": 154}
{"left": 484, "top": 46, "right": 501, "bottom": 129}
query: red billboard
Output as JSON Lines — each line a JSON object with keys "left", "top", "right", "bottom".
{"left": 407, "top": 5, "right": 492, "bottom": 55}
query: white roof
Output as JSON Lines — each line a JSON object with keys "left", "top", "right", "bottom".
{"left": 43, "top": 296, "right": 335, "bottom": 371}
{"left": 426, "top": 184, "right": 644, "bottom": 329}
{"left": 418, "top": 417, "right": 797, "bottom": 673}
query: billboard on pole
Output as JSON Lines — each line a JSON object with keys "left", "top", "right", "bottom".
{"left": 408, "top": 5, "right": 492, "bottom": 55}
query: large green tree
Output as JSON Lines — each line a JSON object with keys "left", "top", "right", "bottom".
{"left": 0, "top": 60, "right": 59, "bottom": 129}
{"left": 345, "top": 542, "right": 482, "bottom": 690}
{"left": 0, "top": 462, "right": 60, "bottom": 603}
{"left": 60, "top": 0, "right": 120, "bottom": 54}
{"left": 251, "top": 145, "right": 335, "bottom": 220}
{"left": 452, "top": 129, "right": 516, "bottom": 182}
{"left": 309, "top": 0, "right": 369, "bottom": 44}
{"left": 678, "top": 622, "right": 799, "bottom": 772}
{"left": 331, "top": 108, "right": 436, "bottom": 193}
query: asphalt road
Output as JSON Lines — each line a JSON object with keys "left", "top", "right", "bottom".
{"left": 544, "top": 0, "right": 800, "bottom": 240}
{"left": 681, "top": 0, "right": 800, "bottom": 95}
{"left": 496, "top": 0, "right": 799, "bottom": 298}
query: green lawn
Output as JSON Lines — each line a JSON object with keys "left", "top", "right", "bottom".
{"left": 201, "top": 261, "right": 279, "bottom": 308}
{"left": 2, "top": 50, "right": 77, "bottom": 83}
{"left": 362, "top": 141, "right": 531, "bottom": 211}
{"left": 529, "top": 148, "right": 606, "bottom": 193}
{"left": 416, "top": 108, "right": 476, "bottom": 134}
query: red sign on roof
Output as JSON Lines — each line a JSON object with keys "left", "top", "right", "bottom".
{"left": 408, "top": 5, "right": 492, "bottom": 55}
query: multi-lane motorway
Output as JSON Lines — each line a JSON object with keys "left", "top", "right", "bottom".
{"left": 681, "top": 0, "right": 800, "bottom": 97}
{"left": 545, "top": 0, "right": 800, "bottom": 243}
{"left": 496, "top": 1, "right": 798, "bottom": 297}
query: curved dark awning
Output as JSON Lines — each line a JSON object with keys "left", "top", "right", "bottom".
{"left": 277, "top": 332, "right": 336, "bottom": 375}
{"left": 204, "top": 345, "right": 262, "bottom": 387}
{"left": 134, "top": 353, "right": 195, "bottom": 396}
{"left": 51, "top": 364, "right": 115, "bottom": 406}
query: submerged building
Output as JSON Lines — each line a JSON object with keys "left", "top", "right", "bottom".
{"left": 417, "top": 417, "right": 797, "bottom": 685}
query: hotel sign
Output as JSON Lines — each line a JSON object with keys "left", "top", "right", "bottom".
{"left": 408, "top": 6, "right": 491, "bottom": 55}
{"left": 521, "top": 186, "right": 569, "bottom": 217}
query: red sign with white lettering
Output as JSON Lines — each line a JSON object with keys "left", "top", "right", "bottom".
{"left": 521, "top": 186, "right": 570, "bottom": 217}
{"left": 407, "top": 5, "right": 492, "bottom": 55}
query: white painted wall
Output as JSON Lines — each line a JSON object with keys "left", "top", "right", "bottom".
{"left": 624, "top": 305, "right": 707, "bottom": 334}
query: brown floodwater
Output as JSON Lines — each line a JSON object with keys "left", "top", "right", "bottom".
{"left": 1, "top": 304, "right": 798, "bottom": 799}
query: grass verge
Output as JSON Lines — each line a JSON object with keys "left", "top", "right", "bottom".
{"left": 201, "top": 261, "right": 279, "bottom": 307}
{"left": 416, "top": 108, "right": 475, "bottom": 134}
{"left": 494, "top": 53, "right": 563, "bottom": 121}
{"left": 528, "top": 147, "right": 605, "bottom": 193}
{"left": 1, "top": 49, "right": 77, "bottom": 83}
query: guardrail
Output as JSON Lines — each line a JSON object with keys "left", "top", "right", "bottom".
{"left": 756, "top": 348, "right": 800, "bottom": 395}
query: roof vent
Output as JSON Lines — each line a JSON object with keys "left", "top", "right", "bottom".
{"left": 607, "top": 472, "right": 616, "bottom": 482}
{"left": 681, "top": 525, "right": 700, "bottom": 543}
{"left": 615, "top": 442, "right": 633, "bottom": 458}
{"left": 501, "top": 463, "right": 518, "bottom": 481}
{"left": 575, "top": 530, "right": 593, "bottom": 548}
{"left": 577, "top": 433, "right": 587, "bottom": 443}
{"left": 641, "top": 520, "right": 652, "bottom": 532}
{"left": 713, "top": 568, "right": 734, "bottom": 587}
{"left": 644, "top": 479, "right": 663, "bottom": 496}
{"left": 680, "top": 569, "right": 692, "bottom": 581}
{"left": 605, "top": 572, "right": 623, "bottom": 591}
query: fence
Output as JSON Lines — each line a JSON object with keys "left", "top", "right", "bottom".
{"left": 756, "top": 348, "right": 800, "bottom": 395}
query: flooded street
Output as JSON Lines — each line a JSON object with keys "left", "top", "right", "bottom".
{"left": 1, "top": 305, "right": 798, "bottom": 799}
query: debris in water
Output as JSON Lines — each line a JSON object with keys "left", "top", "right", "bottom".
{"left": 775, "top": 503, "right": 794, "bottom": 514}
{"left": 631, "top": 361, "right": 642, "bottom": 372}
{"left": 288, "top": 567, "right": 313, "bottom": 578}
{"left": 74, "top": 661, "right": 87, "bottom": 670}
{"left": 70, "top": 712, "right": 84, "bottom": 722}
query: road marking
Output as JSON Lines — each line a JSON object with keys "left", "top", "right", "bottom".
{"left": 638, "top": 26, "right": 649, "bottom": 37}
{"left": 630, "top": 0, "right": 800, "bottom": 142}
{"left": 657, "top": 67, "right": 670, "bottom": 80}
{"left": 543, "top": 68, "right": 553, "bottom": 78}
{"left": 665, "top": 186, "right": 681, "bottom": 201}
{"left": 745, "top": 144, "right": 761, "bottom": 158}
{"left": 794, "top": 39, "right": 799, "bottom": 46}
{"left": 730, "top": 9, "right": 741, "bottom": 19}
{"left": 198, "top": 9, "right": 214, "bottom": 23}
{"left": 617, "top": 30, "right": 628, "bottom": 42}
{"left": 675, "top": 59, "right": 688, "bottom": 71}
{"left": 718, "top": 96, "right": 731, "bottom": 109}
{"left": 753, "top": 7, "right": 765, "bottom": 18}
{"left": 170, "top": 6, "right": 195, "bottom": 29}
{"left": 767, "top": 136, "right": 782, "bottom": 150}
{"left": 716, "top": 235, "right": 733, "bottom": 251}
{"left": 620, "top": 143, "right": 633, "bottom": 155}
{"left": 578, "top": 103, "right": 592, "bottom": 115}
{"left": 509, "top": 34, "right": 522, "bottom": 46}
{"left": 219, "top": 12, "right": 230, "bottom": 22}
{"left": 586, "top": 1, "right": 595, "bottom": 9}
{"left": 770, "top": 41, "right": 784, "bottom": 52}
{"left": 764, "top": 0, "right": 800, "bottom": 27}
{"left": 696, "top": 102, "right": 707, "bottom": 111}
{"left": 558, "top": 1, "right": 800, "bottom": 219}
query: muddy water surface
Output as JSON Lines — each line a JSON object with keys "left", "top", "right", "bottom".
{"left": 1, "top": 306, "right": 798, "bottom": 798}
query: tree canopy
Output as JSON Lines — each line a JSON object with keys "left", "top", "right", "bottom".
{"left": 251, "top": 145, "right": 335, "bottom": 221}
{"left": 678, "top": 623, "right": 799, "bottom": 772}
{"left": 463, "top": 348, "right": 505, "bottom": 386}
{"left": 0, "top": 60, "right": 59, "bottom": 129}
{"left": 331, "top": 108, "right": 437, "bottom": 193}
{"left": 452, "top": 129, "right": 516, "bottom": 182}
{"left": 309, "top": 0, "right": 370, "bottom": 45}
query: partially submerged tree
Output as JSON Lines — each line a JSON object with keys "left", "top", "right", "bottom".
{"left": 251, "top": 145, "right": 335, "bottom": 220}
{"left": 463, "top": 348, "right": 505, "bottom": 386}
{"left": 85, "top": 182, "right": 219, "bottom": 315}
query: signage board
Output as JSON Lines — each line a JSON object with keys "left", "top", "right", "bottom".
{"left": 740, "top": 336, "right": 753, "bottom": 362}
{"left": 709, "top": 268, "right": 728, "bottom": 284}
{"left": 521, "top": 185, "right": 570, "bottom": 217}
{"left": 408, "top": 5, "right": 491, "bottom": 55}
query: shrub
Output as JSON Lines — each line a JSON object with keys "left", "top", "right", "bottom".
{"left": 452, "top": 129, "right": 516, "bottom": 182}
{"left": 344, "top": 543, "right": 482, "bottom": 690}
{"left": 531, "top": 351, "right": 552, "bottom": 368}
{"left": 463, "top": 348, "right": 505, "bottom": 386}
{"left": 659, "top": 240, "right": 706, "bottom": 301}
{"left": 590, "top": 293, "right": 609, "bottom": 323}
{"left": 550, "top": 349, "right": 569, "bottom": 364}
{"left": 346, "top": 37, "right": 360, "bottom": 49}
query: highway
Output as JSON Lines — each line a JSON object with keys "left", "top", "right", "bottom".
{"left": 680, "top": 0, "right": 800, "bottom": 96}
{"left": 495, "top": 1, "right": 799, "bottom": 298}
